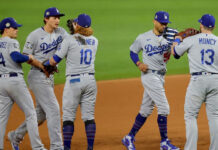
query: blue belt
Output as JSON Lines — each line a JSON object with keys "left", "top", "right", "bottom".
{"left": 71, "top": 73, "right": 94, "bottom": 77}
{"left": 192, "top": 72, "right": 218, "bottom": 76}
{"left": 0, "top": 73, "right": 18, "bottom": 78}
{"left": 151, "top": 70, "right": 166, "bottom": 76}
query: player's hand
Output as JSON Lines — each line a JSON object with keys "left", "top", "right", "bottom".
{"left": 175, "top": 36, "right": 182, "bottom": 41}
{"left": 136, "top": 62, "right": 148, "bottom": 72}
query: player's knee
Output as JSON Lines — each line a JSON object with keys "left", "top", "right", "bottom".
{"left": 139, "top": 108, "right": 154, "bottom": 117}
{"left": 158, "top": 104, "right": 170, "bottom": 115}
{"left": 63, "top": 120, "right": 74, "bottom": 127}
{"left": 84, "top": 119, "right": 95, "bottom": 126}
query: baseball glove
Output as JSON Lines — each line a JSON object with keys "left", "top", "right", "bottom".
{"left": 42, "top": 60, "right": 58, "bottom": 75}
{"left": 176, "top": 28, "right": 200, "bottom": 39}
{"left": 67, "top": 19, "right": 75, "bottom": 34}
{"left": 163, "top": 27, "right": 178, "bottom": 43}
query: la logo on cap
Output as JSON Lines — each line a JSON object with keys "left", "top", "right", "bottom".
{"left": 56, "top": 8, "right": 59, "bottom": 13}
{"left": 164, "top": 15, "right": 167, "bottom": 19}
{"left": 155, "top": 15, "right": 157, "bottom": 19}
{"left": 6, "top": 23, "right": 10, "bottom": 27}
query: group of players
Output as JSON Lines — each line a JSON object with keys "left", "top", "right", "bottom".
{"left": 0, "top": 7, "right": 97, "bottom": 150}
{"left": 0, "top": 6, "right": 217, "bottom": 150}
{"left": 123, "top": 11, "right": 218, "bottom": 150}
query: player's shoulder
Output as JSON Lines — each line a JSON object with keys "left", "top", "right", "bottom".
{"left": 55, "top": 27, "right": 67, "bottom": 34}
{"left": 6, "top": 37, "right": 19, "bottom": 44}
{"left": 27, "top": 27, "right": 44, "bottom": 38}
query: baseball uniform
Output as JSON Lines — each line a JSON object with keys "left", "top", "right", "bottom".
{"left": 0, "top": 36, "right": 45, "bottom": 150}
{"left": 10, "top": 26, "right": 68, "bottom": 150}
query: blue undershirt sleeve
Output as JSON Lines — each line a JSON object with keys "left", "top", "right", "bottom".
{"left": 130, "top": 51, "right": 139, "bottom": 65}
{"left": 10, "top": 51, "right": 29, "bottom": 63}
{"left": 53, "top": 54, "right": 62, "bottom": 63}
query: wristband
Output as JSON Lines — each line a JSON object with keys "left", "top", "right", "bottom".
{"left": 174, "top": 38, "right": 181, "bottom": 44}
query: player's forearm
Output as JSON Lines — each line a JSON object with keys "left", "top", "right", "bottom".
{"left": 171, "top": 38, "right": 181, "bottom": 59}
{"left": 130, "top": 51, "right": 140, "bottom": 65}
{"left": 49, "top": 54, "right": 62, "bottom": 66}
{"left": 10, "top": 51, "right": 30, "bottom": 63}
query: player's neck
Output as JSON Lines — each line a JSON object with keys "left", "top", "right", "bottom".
{"left": 201, "top": 30, "right": 212, "bottom": 34}
{"left": 44, "top": 25, "right": 55, "bottom": 33}
{"left": 2, "top": 34, "right": 12, "bottom": 39}
{"left": 153, "top": 29, "right": 161, "bottom": 36}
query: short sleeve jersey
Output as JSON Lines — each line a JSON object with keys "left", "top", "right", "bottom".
{"left": 174, "top": 33, "right": 218, "bottom": 73}
{"left": 55, "top": 33, "right": 98, "bottom": 76}
{"left": 130, "top": 30, "right": 170, "bottom": 71}
{"left": 23, "top": 27, "right": 68, "bottom": 64}
{"left": 0, "top": 37, "right": 23, "bottom": 74}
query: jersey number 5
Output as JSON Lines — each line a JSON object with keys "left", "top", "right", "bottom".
{"left": 80, "top": 49, "right": 92, "bottom": 65}
{"left": 200, "top": 49, "right": 214, "bottom": 65}
{"left": 0, "top": 52, "right": 6, "bottom": 67}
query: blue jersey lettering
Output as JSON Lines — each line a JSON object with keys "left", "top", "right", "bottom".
{"left": 199, "top": 38, "right": 216, "bottom": 45}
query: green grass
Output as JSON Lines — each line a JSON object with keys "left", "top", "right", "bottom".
{"left": 1, "top": 0, "right": 218, "bottom": 84}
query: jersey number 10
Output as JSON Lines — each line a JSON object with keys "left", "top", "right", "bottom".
{"left": 200, "top": 49, "right": 215, "bottom": 65}
{"left": 0, "top": 52, "right": 6, "bottom": 67}
{"left": 80, "top": 49, "right": 92, "bottom": 65}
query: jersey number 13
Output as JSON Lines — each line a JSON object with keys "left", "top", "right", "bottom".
{"left": 200, "top": 49, "right": 215, "bottom": 65}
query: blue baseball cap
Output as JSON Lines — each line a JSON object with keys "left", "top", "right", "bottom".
{"left": 44, "top": 7, "right": 65, "bottom": 18}
{"left": 0, "top": 17, "right": 22, "bottom": 30}
{"left": 154, "top": 11, "right": 171, "bottom": 23}
{"left": 74, "top": 14, "right": 91, "bottom": 28}
{"left": 198, "top": 14, "right": 215, "bottom": 28}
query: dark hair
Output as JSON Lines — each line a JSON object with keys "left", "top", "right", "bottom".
{"left": 43, "top": 17, "right": 50, "bottom": 24}
{"left": 0, "top": 30, "right": 4, "bottom": 35}
{"left": 66, "top": 19, "right": 75, "bottom": 35}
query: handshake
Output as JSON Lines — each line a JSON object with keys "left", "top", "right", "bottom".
{"left": 27, "top": 55, "right": 58, "bottom": 78}
{"left": 163, "top": 27, "right": 200, "bottom": 43}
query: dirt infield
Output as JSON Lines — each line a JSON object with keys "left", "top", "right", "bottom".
{"left": 4, "top": 74, "right": 210, "bottom": 150}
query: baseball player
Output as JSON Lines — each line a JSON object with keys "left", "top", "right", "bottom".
{"left": 122, "top": 11, "right": 180, "bottom": 150}
{"left": 171, "top": 14, "right": 218, "bottom": 150}
{"left": 44, "top": 13, "right": 98, "bottom": 150}
{"left": 0, "top": 17, "right": 47, "bottom": 150}
{"left": 7, "top": 7, "right": 68, "bottom": 150}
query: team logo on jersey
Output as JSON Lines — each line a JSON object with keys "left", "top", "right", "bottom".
{"left": 25, "top": 42, "right": 33, "bottom": 50}
{"left": 144, "top": 44, "right": 170, "bottom": 56}
{"left": 40, "top": 36, "right": 63, "bottom": 54}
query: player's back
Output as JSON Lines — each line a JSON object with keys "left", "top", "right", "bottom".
{"left": 186, "top": 33, "right": 218, "bottom": 74}
{"left": 0, "top": 37, "right": 22, "bottom": 74}
{"left": 64, "top": 33, "right": 98, "bottom": 76}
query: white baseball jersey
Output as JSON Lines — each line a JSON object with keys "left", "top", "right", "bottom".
{"left": 55, "top": 33, "right": 98, "bottom": 75}
{"left": 130, "top": 30, "right": 170, "bottom": 71}
{"left": 23, "top": 27, "right": 68, "bottom": 65}
{"left": 0, "top": 37, "right": 23, "bottom": 74}
{"left": 175, "top": 33, "right": 218, "bottom": 74}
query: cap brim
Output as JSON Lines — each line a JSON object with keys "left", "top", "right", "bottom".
{"left": 45, "top": 13, "right": 65, "bottom": 18}
{"left": 160, "top": 21, "right": 171, "bottom": 23}
{"left": 198, "top": 19, "right": 202, "bottom": 23}
{"left": 73, "top": 18, "right": 78, "bottom": 23}
{"left": 155, "top": 19, "right": 171, "bottom": 24}
{"left": 58, "top": 13, "right": 65, "bottom": 17}
{"left": 17, "top": 24, "right": 22, "bottom": 27}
